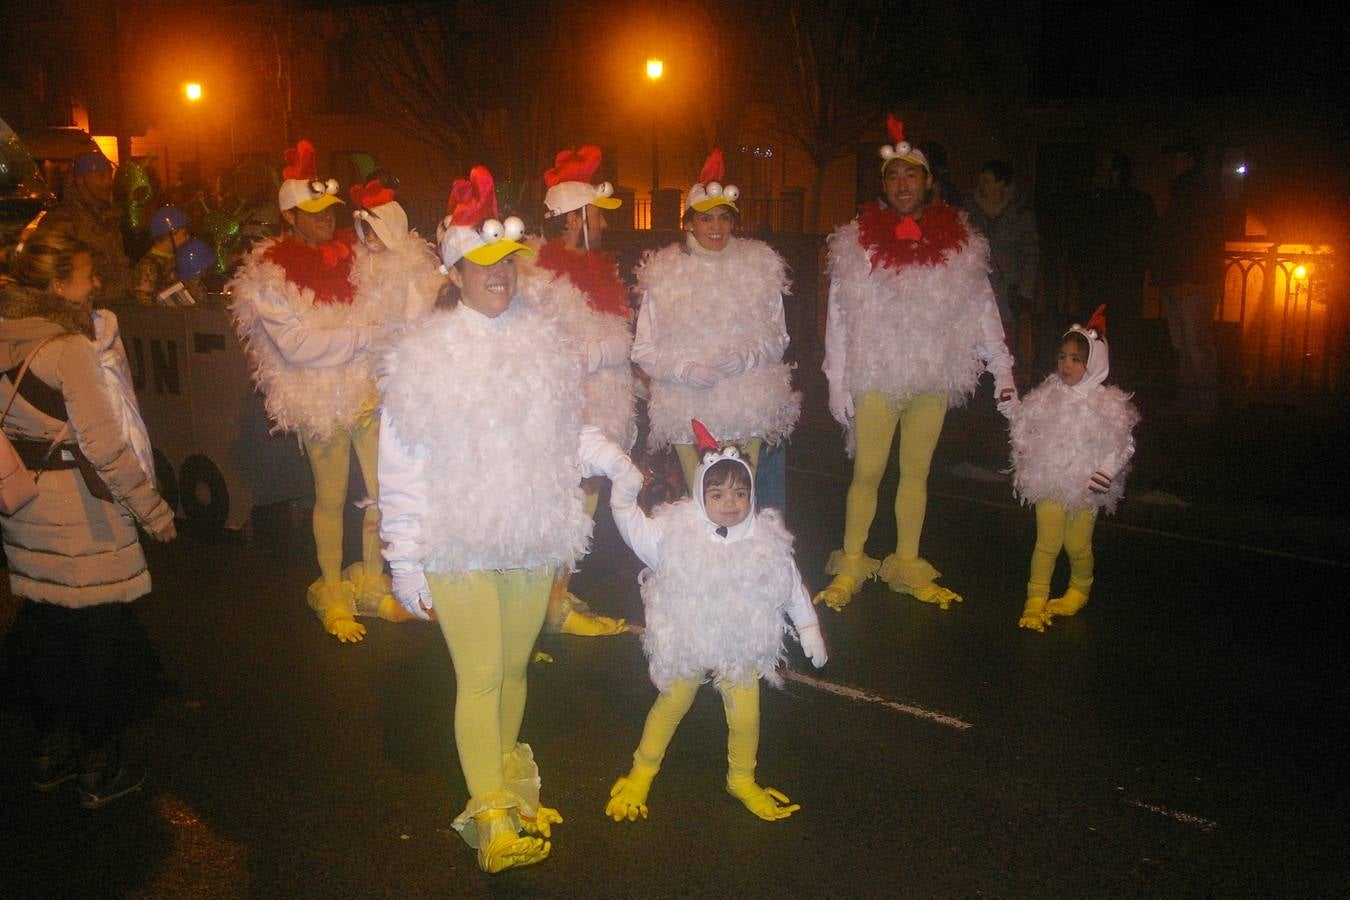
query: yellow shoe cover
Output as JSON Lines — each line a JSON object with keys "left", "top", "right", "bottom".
{"left": 473, "top": 809, "right": 550, "bottom": 874}
{"left": 879, "top": 555, "right": 962, "bottom": 609}
{"left": 520, "top": 805, "right": 563, "bottom": 839}
{"left": 814, "top": 551, "right": 879, "bottom": 611}
{"left": 1019, "top": 596, "right": 1049, "bottom": 632}
{"left": 1046, "top": 586, "right": 1090, "bottom": 618}
{"left": 605, "top": 767, "right": 656, "bottom": 822}
{"left": 726, "top": 779, "right": 800, "bottom": 821}
{"left": 307, "top": 579, "right": 366, "bottom": 643}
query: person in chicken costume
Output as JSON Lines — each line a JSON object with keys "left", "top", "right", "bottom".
{"left": 521, "top": 145, "right": 633, "bottom": 637}
{"left": 633, "top": 149, "right": 800, "bottom": 493}
{"left": 228, "top": 141, "right": 409, "bottom": 643}
{"left": 378, "top": 165, "right": 624, "bottom": 873}
{"left": 349, "top": 176, "right": 444, "bottom": 325}
{"left": 1010, "top": 307, "right": 1139, "bottom": 631}
{"left": 817, "top": 117, "right": 1017, "bottom": 612}
{"left": 593, "top": 419, "right": 827, "bottom": 824}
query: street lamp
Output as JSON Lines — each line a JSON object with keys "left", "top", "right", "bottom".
{"left": 184, "top": 82, "right": 204, "bottom": 186}
{"left": 184, "top": 82, "right": 203, "bottom": 102}
{"left": 646, "top": 59, "right": 663, "bottom": 197}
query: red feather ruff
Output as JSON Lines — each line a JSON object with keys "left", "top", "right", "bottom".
{"left": 537, "top": 239, "right": 630, "bottom": 318}
{"left": 264, "top": 235, "right": 356, "bottom": 305}
{"left": 856, "top": 201, "right": 969, "bottom": 271}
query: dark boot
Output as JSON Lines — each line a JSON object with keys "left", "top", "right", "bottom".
{"left": 31, "top": 728, "right": 78, "bottom": 792}
{"left": 78, "top": 740, "right": 145, "bottom": 809}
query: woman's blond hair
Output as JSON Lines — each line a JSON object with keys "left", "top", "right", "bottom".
{"left": 7, "top": 225, "right": 91, "bottom": 291}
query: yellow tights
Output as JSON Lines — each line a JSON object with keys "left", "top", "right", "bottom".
{"left": 1021, "top": 501, "right": 1096, "bottom": 629}
{"left": 675, "top": 437, "right": 762, "bottom": 496}
{"left": 608, "top": 675, "right": 799, "bottom": 821}
{"left": 304, "top": 417, "right": 382, "bottom": 588}
{"left": 430, "top": 568, "right": 552, "bottom": 799}
{"left": 842, "top": 392, "right": 947, "bottom": 559}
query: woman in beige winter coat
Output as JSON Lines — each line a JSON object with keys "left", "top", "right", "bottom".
{"left": 0, "top": 228, "right": 175, "bottom": 809}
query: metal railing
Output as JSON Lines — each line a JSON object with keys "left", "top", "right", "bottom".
{"left": 1221, "top": 244, "right": 1341, "bottom": 395}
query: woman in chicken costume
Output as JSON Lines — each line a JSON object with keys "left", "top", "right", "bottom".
{"left": 633, "top": 149, "right": 800, "bottom": 493}
{"left": 817, "top": 117, "right": 1017, "bottom": 612}
{"left": 522, "top": 145, "right": 633, "bottom": 636}
{"left": 378, "top": 166, "right": 622, "bottom": 873}
{"left": 1010, "top": 307, "right": 1139, "bottom": 631}
{"left": 229, "top": 141, "right": 416, "bottom": 642}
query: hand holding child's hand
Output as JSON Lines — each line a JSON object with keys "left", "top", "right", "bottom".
{"left": 1088, "top": 470, "right": 1112, "bottom": 493}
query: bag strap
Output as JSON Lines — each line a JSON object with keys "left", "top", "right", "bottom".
{"left": 2, "top": 334, "right": 66, "bottom": 427}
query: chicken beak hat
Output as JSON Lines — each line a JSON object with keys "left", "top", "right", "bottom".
{"left": 350, "top": 178, "right": 409, "bottom": 248}
{"left": 1064, "top": 304, "right": 1111, "bottom": 394}
{"left": 685, "top": 149, "right": 740, "bottom": 214}
{"left": 543, "top": 146, "right": 622, "bottom": 217}
{"left": 690, "top": 419, "right": 756, "bottom": 534}
{"left": 436, "top": 165, "right": 531, "bottom": 270}
{"left": 278, "top": 139, "right": 344, "bottom": 213}
{"left": 878, "top": 115, "right": 930, "bottom": 175}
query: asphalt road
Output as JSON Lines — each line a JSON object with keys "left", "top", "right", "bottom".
{"left": 2, "top": 398, "right": 1347, "bottom": 898}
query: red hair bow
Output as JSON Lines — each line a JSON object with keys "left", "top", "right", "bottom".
{"left": 698, "top": 149, "right": 725, "bottom": 184}
{"left": 544, "top": 146, "right": 602, "bottom": 187}
{"left": 282, "top": 139, "right": 318, "bottom": 181}
{"left": 350, "top": 178, "right": 395, "bottom": 210}
{"left": 447, "top": 166, "right": 499, "bottom": 227}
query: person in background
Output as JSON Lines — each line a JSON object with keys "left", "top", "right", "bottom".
{"left": 1, "top": 228, "right": 176, "bottom": 809}
{"left": 965, "top": 159, "right": 1040, "bottom": 369}
{"left": 40, "top": 152, "right": 133, "bottom": 306}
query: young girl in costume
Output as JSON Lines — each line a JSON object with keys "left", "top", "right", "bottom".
{"left": 817, "top": 117, "right": 1016, "bottom": 612}
{"left": 633, "top": 149, "right": 800, "bottom": 493}
{"left": 378, "top": 166, "right": 617, "bottom": 873}
{"left": 229, "top": 143, "right": 419, "bottom": 642}
{"left": 1009, "top": 307, "right": 1139, "bottom": 631}
{"left": 523, "top": 145, "right": 633, "bottom": 637}
{"left": 594, "top": 420, "right": 827, "bottom": 823}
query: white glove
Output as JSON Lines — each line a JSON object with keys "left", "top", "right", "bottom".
{"left": 391, "top": 567, "right": 434, "bottom": 621}
{"left": 680, "top": 362, "right": 719, "bottom": 388}
{"left": 1088, "top": 469, "right": 1113, "bottom": 493}
{"left": 828, "top": 381, "right": 854, "bottom": 427}
{"left": 586, "top": 335, "right": 631, "bottom": 373}
{"left": 995, "top": 383, "right": 1020, "bottom": 419}
{"left": 797, "top": 623, "right": 828, "bottom": 668}
{"left": 578, "top": 425, "right": 638, "bottom": 482}
{"left": 712, "top": 347, "right": 745, "bottom": 377}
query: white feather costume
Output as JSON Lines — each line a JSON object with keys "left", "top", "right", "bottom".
{"left": 228, "top": 238, "right": 385, "bottom": 443}
{"left": 639, "top": 501, "right": 799, "bottom": 690}
{"left": 824, "top": 212, "right": 1011, "bottom": 407}
{"left": 376, "top": 302, "right": 592, "bottom": 574}
{"left": 519, "top": 252, "right": 637, "bottom": 450}
{"left": 1009, "top": 327, "right": 1139, "bottom": 514}
{"left": 349, "top": 232, "right": 443, "bottom": 325}
{"left": 634, "top": 236, "right": 800, "bottom": 449}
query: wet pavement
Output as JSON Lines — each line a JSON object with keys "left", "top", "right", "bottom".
{"left": 2, "top": 373, "right": 1347, "bottom": 898}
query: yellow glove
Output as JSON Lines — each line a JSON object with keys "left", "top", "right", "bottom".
{"left": 605, "top": 772, "right": 653, "bottom": 822}
{"left": 727, "top": 781, "right": 800, "bottom": 821}
{"left": 520, "top": 805, "right": 563, "bottom": 839}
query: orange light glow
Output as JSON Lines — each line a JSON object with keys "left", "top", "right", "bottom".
{"left": 646, "top": 58, "right": 664, "bottom": 81}
{"left": 184, "top": 82, "right": 203, "bottom": 102}
{"left": 1293, "top": 265, "right": 1308, "bottom": 281}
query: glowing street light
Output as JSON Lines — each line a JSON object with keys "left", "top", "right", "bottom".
{"left": 646, "top": 58, "right": 663, "bottom": 81}
{"left": 646, "top": 59, "right": 664, "bottom": 197}
{"left": 184, "top": 82, "right": 203, "bottom": 102}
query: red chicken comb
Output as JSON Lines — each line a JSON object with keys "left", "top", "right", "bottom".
{"left": 1085, "top": 304, "right": 1108, "bottom": 335}
{"left": 447, "top": 166, "right": 499, "bottom": 227}
{"left": 886, "top": 114, "right": 905, "bottom": 145}
{"left": 349, "top": 178, "right": 395, "bottom": 210}
{"left": 544, "top": 146, "right": 602, "bottom": 187}
{"left": 691, "top": 419, "right": 720, "bottom": 455}
{"left": 282, "top": 139, "right": 318, "bottom": 181}
{"left": 698, "top": 149, "right": 725, "bottom": 185}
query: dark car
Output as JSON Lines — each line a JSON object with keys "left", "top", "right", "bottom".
{"left": 0, "top": 117, "right": 57, "bottom": 268}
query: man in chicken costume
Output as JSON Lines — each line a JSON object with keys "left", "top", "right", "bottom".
{"left": 524, "top": 145, "right": 634, "bottom": 637}
{"left": 817, "top": 117, "right": 1017, "bottom": 612}
{"left": 228, "top": 141, "right": 415, "bottom": 643}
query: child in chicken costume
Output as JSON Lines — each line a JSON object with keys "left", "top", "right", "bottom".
{"left": 633, "top": 149, "right": 800, "bottom": 493}
{"left": 521, "top": 145, "right": 634, "bottom": 636}
{"left": 593, "top": 420, "right": 827, "bottom": 824}
{"left": 228, "top": 141, "right": 410, "bottom": 643}
{"left": 1009, "top": 307, "right": 1139, "bottom": 630}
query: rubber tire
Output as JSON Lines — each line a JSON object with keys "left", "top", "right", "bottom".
{"left": 178, "top": 454, "right": 229, "bottom": 530}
